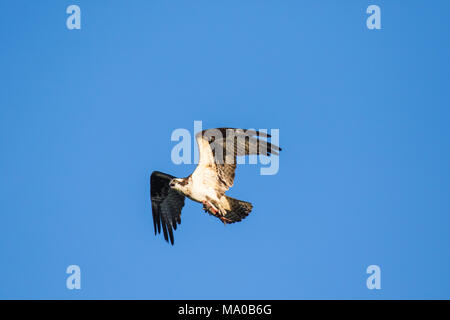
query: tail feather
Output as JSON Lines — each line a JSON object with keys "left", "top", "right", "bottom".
{"left": 223, "top": 196, "right": 253, "bottom": 223}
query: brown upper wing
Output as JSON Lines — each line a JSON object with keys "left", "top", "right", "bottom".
{"left": 191, "top": 128, "right": 281, "bottom": 197}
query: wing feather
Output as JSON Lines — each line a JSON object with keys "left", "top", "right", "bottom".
{"left": 192, "top": 128, "right": 282, "bottom": 196}
{"left": 150, "top": 171, "right": 185, "bottom": 245}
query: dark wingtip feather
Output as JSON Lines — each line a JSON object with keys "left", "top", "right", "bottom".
{"left": 161, "top": 221, "right": 169, "bottom": 243}
{"left": 168, "top": 226, "right": 175, "bottom": 245}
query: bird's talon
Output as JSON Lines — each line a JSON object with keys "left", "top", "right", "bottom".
{"left": 219, "top": 216, "right": 232, "bottom": 225}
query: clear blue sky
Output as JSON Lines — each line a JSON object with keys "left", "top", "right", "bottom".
{"left": 1, "top": 1, "right": 449, "bottom": 299}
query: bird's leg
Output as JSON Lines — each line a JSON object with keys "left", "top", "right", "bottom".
{"left": 202, "top": 200, "right": 219, "bottom": 214}
{"left": 219, "top": 215, "right": 233, "bottom": 225}
{"left": 209, "top": 204, "right": 219, "bottom": 214}
{"left": 202, "top": 199, "right": 232, "bottom": 225}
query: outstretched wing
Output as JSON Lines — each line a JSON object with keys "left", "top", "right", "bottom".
{"left": 150, "top": 171, "right": 185, "bottom": 245}
{"left": 192, "top": 128, "right": 281, "bottom": 197}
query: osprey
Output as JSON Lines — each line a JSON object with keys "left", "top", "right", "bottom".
{"left": 150, "top": 128, "right": 281, "bottom": 245}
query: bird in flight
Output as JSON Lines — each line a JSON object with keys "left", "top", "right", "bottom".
{"left": 150, "top": 128, "right": 281, "bottom": 245}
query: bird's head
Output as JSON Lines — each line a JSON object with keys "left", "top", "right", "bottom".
{"left": 169, "top": 178, "right": 188, "bottom": 193}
